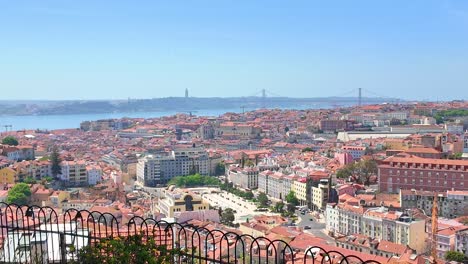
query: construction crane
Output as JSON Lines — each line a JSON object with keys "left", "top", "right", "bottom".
{"left": 430, "top": 192, "right": 439, "bottom": 263}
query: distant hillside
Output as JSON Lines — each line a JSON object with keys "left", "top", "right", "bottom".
{"left": 0, "top": 96, "right": 397, "bottom": 116}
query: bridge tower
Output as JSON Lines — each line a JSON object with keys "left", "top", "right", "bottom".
{"left": 262, "top": 89, "right": 266, "bottom": 108}
{"left": 358, "top": 87, "right": 362, "bottom": 107}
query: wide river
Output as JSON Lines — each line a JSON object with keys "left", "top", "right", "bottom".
{"left": 0, "top": 105, "right": 329, "bottom": 131}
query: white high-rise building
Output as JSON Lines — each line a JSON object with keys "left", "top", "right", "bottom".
{"left": 137, "top": 147, "right": 210, "bottom": 187}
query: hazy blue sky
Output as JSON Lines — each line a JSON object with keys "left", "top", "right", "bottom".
{"left": 1, "top": 0, "right": 468, "bottom": 100}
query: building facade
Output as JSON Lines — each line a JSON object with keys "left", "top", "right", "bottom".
{"left": 228, "top": 167, "right": 258, "bottom": 190}
{"left": 400, "top": 189, "right": 468, "bottom": 219}
{"left": 157, "top": 188, "right": 210, "bottom": 218}
{"left": 60, "top": 160, "right": 88, "bottom": 186}
{"left": 326, "top": 204, "right": 426, "bottom": 253}
{"left": 137, "top": 147, "right": 210, "bottom": 187}
{"left": 312, "top": 183, "right": 329, "bottom": 211}
{"left": 455, "top": 228, "right": 468, "bottom": 257}
{"left": 378, "top": 153, "right": 468, "bottom": 193}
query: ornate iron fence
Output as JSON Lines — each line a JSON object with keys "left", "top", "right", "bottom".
{"left": 0, "top": 203, "right": 381, "bottom": 264}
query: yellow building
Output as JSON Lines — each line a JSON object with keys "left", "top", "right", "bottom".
{"left": 49, "top": 190, "right": 71, "bottom": 208}
{"left": 0, "top": 167, "right": 17, "bottom": 184}
{"left": 312, "top": 183, "right": 329, "bottom": 211}
{"left": 291, "top": 178, "right": 308, "bottom": 206}
{"left": 157, "top": 187, "right": 210, "bottom": 218}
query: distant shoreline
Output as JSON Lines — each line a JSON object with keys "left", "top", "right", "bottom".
{"left": 0, "top": 96, "right": 396, "bottom": 117}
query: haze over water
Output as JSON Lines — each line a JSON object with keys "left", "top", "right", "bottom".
{"left": 0, "top": 105, "right": 329, "bottom": 131}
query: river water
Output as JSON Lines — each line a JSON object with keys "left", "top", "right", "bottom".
{"left": 0, "top": 105, "right": 330, "bottom": 131}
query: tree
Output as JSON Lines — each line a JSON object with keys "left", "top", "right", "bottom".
{"left": 286, "top": 191, "right": 299, "bottom": 206}
{"left": 221, "top": 208, "right": 235, "bottom": 227}
{"left": 448, "top": 153, "right": 463, "bottom": 160}
{"left": 301, "top": 147, "right": 314, "bottom": 153}
{"left": 444, "top": 251, "right": 467, "bottom": 262}
{"left": 335, "top": 159, "right": 378, "bottom": 186}
{"left": 50, "top": 146, "right": 62, "bottom": 179}
{"left": 2, "top": 136, "right": 18, "bottom": 146}
{"left": 168, "top": 174, "right": 221, "bottom": 187}
{"left": 358, "top": 159, "right": 378, "bottom": 186}
{"left": 23, "top": 177, "right": 37, "bottom": 184}
{"left": 76, "top": 234, "right": 184, "bottom": 264}
{"left": 214, "top": 162, "right": 226, "bottom": 176}
{"left": 244, "top": 190, "right": 254, "bottom": 200}
{"left": 274, "top": 201, "right": 284, "bottom": 213}
{"left": 286, "top": 203, "right": 296, "bottom": 214}
{"left": 7, "top": 183, "right": 31, "bottom": 205}
{"left": 257, "top": 192, "right": 269, "bottom": 208}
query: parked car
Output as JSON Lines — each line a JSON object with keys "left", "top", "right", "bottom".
{"left": 304, "top": 226, "right": 311, "bottom": 230}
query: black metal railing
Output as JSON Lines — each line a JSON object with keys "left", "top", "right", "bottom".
{"left": 0, "top": 203, "right": 381, "bottom": 264}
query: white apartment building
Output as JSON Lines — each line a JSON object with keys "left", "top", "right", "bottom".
{"left": 60, "top": 160, "right": 88, "bottom": 186}
{"left": 257, "top": 171, "right": 294, "bottom": 200}
{"left": 455, "top": 228, "right": 468, "bottom": 257}
{"left": 86, "top": 165, "right": 102, "bottom": 185}
{"left": 385, "top": 111, "right": 409, "bottom": 121}
{"left": 326, "top": 204, "right": 426, "bottom": 253}
{"left": 228, "top": 167, "right": 259, "bottom": 190}
{"left": 137, "top": 147, "right": 210, "bottom": 187}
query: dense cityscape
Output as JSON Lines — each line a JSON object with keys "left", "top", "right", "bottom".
{"left": 1, "top": 100, "right": 468, "bottom": 263}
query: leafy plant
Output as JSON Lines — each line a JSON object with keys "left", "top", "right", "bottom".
{"left": 73, "top": 234, "right": 185, "bottom": 264}
{"left": 168, "top": 174, "right": 221, "bottom": 187}
{"left": 444, "top": 250, "right": 467, "bottom": 262}
{"left": 2, "top": 136, "right": 19, "bottom": 146}
{"left": 7, "top": 183, "right": 31, "bottom": 205}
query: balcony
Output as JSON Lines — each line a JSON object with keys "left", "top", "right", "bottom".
{"left": 0, "top": 203, "right": 381, "bottom": 264}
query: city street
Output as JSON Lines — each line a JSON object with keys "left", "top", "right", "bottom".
{"left": 295, "top": 210, "right": 333, "bottom": 242}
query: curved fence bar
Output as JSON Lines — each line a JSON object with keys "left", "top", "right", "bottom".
{"left": 0, "top": 203, "right": 382, "bottom": 264}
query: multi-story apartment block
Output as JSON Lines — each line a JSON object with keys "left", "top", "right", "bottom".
{"left": 385, "top": 111, "right": 409, "bottom": 121}
{"left": 137, "top": 147, "right": 210, "bottom": 187}
{"left": 312, "top": 182, "right": 329, "bottom": 211}
{"left": 326, "top": 204, "right": 426, "bottom": 253}
{"left": 319, "top": 119, "right": 353, "bottom": 133}
{"left": 435, "top": 226, "right": 468, "bottom": 260}
{"left": 291, "top": 178, "right": 308, "bottom": 206}
{"left": 342, "top": 146, "right": 366, "bottom": 160}
{"left": 228, "top": 167, "right": 258, "bottom": 190}
{"left": 0, "top": 145, "right": 35, "bottom": 161}
{"left": 378, "top": 153, "right": 468, "bottom": 193}
{"left": 15, "top": 160, "right": 51, "bottom": 181}
{"left": 157, "top": 188, "right": 210, "bottom": 218}
{"left": 60, "top": 160, "right": 88, "bottom": 186}
{"left": 455, "top": 228, "right": 468, "bottom": 257}
{"left": 400, "top": 189, "right": 468, "bottom": 219}
{"left": 86, "top": 165, "right": 102, "bottom": 185}
{"left": 0, "top": 167, "right": 17, "bottom": 184}
{"left": 257, "top": 170, "right": 295, "bottom": 200}
{"left": 445, "top": 123, "right": 464, "bottom": 135}
{"left": 215, "top": 122, "right": 261, "bottom": 139}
